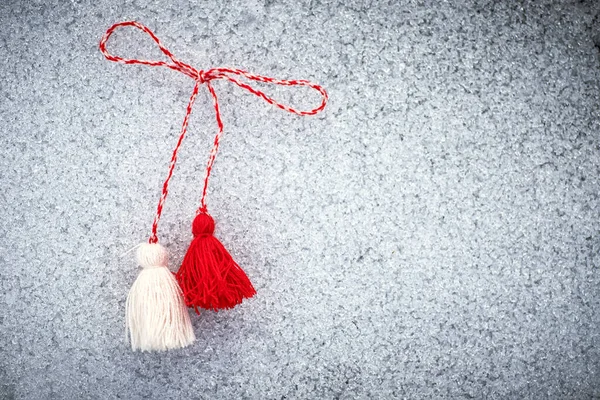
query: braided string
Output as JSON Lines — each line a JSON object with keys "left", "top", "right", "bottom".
{"left": 100, "top": 21, "right": 328, "bottom": 243}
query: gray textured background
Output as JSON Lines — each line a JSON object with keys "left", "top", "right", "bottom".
{"left": 1, "top": 0, "right": 600, "bottom": 398}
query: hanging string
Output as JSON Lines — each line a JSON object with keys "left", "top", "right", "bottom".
{"left": 99, "top": 21, "right": 328, "bottom": 244}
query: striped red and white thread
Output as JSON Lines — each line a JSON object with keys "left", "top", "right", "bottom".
{"left": 100, "top": 21, "right": 328, "bottom": 243}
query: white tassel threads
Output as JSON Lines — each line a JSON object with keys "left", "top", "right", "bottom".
{"left": 125, "top": 243, "right": 195, "bottom": 351}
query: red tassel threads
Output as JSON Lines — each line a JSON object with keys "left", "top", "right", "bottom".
{"left": 176, "top": 213, "right": 256, "bottom": 313}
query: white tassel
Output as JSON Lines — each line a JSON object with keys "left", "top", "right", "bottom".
{"left": 125, "top": 243, "right": 195, "bottom": 351}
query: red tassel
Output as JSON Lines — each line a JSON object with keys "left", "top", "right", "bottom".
{"left": 176, "top": 213, "right": 256, "bottom": 313}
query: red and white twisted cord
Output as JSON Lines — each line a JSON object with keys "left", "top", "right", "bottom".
{"left": 100, "top": 21, "right": 328, "bottom": 243}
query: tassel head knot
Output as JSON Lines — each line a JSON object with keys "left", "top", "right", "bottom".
{"left": 192, "top": 213, "right": 215, "bottom": 237}
{"left": 137, "top": 243, "right": 168, "bottom": 268}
